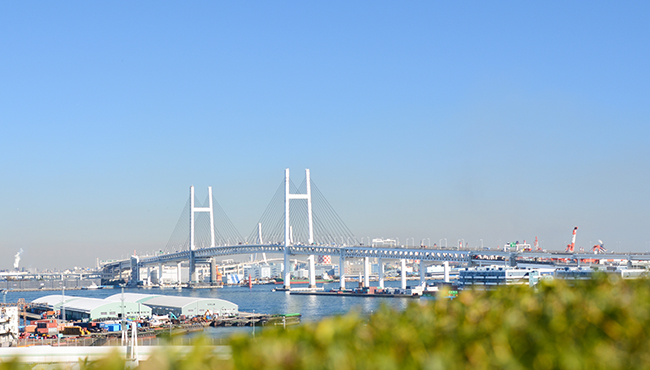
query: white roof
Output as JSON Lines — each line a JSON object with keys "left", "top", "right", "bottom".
{"left": 104, "top": 293, "right": 162, "bottom": 303}
{"left": 32, "top": 296, "right": 117, "bottom": 313}
{"left": 143, "top": 296, "right": 237, "bottom": 309}
{"left": 61, "top": 298, "right": 152, "bottom": 315}
{"left": 61, "top": 298, "right": 111, "bottom": 313}
{"left": 32, "top": 293, "right": 235, "bottom": 314}
{"left": 106, "top": 294, "right": 237, "bottom": 310}
{"left": 32, "top": 295, "right": 83, "bottom": 306}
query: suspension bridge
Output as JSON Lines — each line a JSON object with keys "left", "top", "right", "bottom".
{"left": 101, "top": 168, "right": 650, "bottom": 291}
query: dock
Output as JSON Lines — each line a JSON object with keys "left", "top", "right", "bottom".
{"left": 289, "top": 291, "right": 420, "bottom": 298}
{"left": 210, "top": 313, "right": 301, "bottom": 327}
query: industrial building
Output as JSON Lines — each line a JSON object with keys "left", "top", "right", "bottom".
{"left": 31, "top": 295, "right": 152, "bottom": 321}
{"left": 457, "top": 267, "right": 551, "bottom": 289}
{"left": 31, "top": 293, "right": 237, "bottom": 320}
{"left": 105, "top": 293, "right": 237, "bottom": 317}
{"left": 105, "top": 293, "right": 238, "bottom": 317}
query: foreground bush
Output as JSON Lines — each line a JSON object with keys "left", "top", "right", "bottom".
{"left": 2, "top": 276, "right": 650, "bottom": 369}
{"left": 230, "top": 276, "right": 650, "bottom": 370}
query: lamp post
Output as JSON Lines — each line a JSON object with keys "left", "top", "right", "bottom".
{"left": 120, "top": 285, "right": 125, "bottom": 346}
{"left": 61, "top": 286, "right": 65, "bottom": 323}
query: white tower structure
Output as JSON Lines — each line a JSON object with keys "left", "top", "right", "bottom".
{"left": 283, "top": 168, "right": 314, "bottom": 290}
{"left": 189, "top": 186, "right": 216, "bottom": 283}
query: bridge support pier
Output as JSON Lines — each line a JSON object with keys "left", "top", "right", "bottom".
{"left": 189, "top": 251, "right": 198, "bottom": 285}
{"left": 419, "top": 260, "right": 425, "bottom": 286}
{"left": 400, "top": 259, "right": 407, "bottom": 290}
{"left": 283, "top": 248, "right": 291, "bottom": 290}
{"left": 339, "top": 253, "right": 346, "bottom": 290}
{"left": 157, "top": 263, "right": 162, "bottom": 285}
{"left": 378, "top": 258, "right": 384, "bottom": 289}
{"left": 129, "top": 256, "right": 139, "bottom": 287}
{"left": 444, "top": 261, "right": 449, "bottom": 283}
{"left": 363, "top": 257, "right": 370, "bottom": 288}
{"left": 176, "top": 262, "right": 182, "bottom": 284}
{"left": 308, "top": 255, "right": 316, "bottom": 288}
{"left": 146, "top": 266, "right": 151, "bottom": 286}
{"left": 210, "top": 258, "right": 218, "bottom": 285}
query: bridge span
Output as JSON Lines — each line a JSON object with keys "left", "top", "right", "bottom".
{"left": 100, "top": 168, "right": 650, "bottom": 291}
{"left": 102, "top": 241, "right": 650, "bottom": 292}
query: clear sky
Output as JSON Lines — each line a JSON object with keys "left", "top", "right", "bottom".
{"left": 1, "top": 2, "right": 649, "bottom": 269}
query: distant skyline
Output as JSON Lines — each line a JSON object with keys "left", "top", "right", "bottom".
{"left": 1, "top": 2, "right": 649, "bottom": 269}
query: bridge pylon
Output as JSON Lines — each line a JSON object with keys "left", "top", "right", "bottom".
{"left": 189, "top": 185, "right": 216, "bottom": 283}
{"left": 284, "top": 168, "right": 315, "bottom": 289}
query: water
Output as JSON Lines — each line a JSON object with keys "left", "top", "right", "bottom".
{"left": 4, "top": 280, "right": 437, "bottom": 338}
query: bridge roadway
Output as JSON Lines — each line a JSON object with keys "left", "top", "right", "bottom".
{"left": 138, "top": 244, "right": 473, "bottom": 264}
{"left": 107, "top": 245, "right": 650, "bottom": 268}
{"left": 101, "top": 244, "right": 650, "bottom": 289}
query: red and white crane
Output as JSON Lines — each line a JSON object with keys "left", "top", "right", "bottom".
{"left": 565, "top": 227, "right": 578, "bottom": 253}
{"left": 592, "top": 240, "right": 606, "bottom": 254}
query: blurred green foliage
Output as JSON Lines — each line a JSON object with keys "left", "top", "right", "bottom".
{"left": 230, "top": 276, "right": 650, "bottom": 370}
{"left": 3, "top": 275, "right": 650, "bottom": 369}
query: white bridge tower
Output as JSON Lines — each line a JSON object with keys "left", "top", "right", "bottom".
{"left": 189, "top": 185, "right": 216, "bottom": 283}
{"left": 283, "top": 168, "right": 315, "bottom": 290}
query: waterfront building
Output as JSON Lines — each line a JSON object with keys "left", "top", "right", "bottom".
{"left": 270, "top": 263, "right": 284, "bottom": 278}
{"left": 32, "top": 295, "right": 152, "bottom": 321}
{"left": 105, "top": 293, "right": 238, "bottom": 318}
{"left": 458, "top": 267, "right": 555, "bottom": 289}
{"left": 345, "top": 262, "right": 365, "bottom": 275}
{"left": 243, "top": 264, "right": 272, "bottom": 280}
{"left": 132, "top": 296, "right": 237, "bottom": 318}
{"left": 556, "top": 266, "right": 648, "bottom": 280}
{"left": 292, "top": 269, "right": 309, "bottom": 279}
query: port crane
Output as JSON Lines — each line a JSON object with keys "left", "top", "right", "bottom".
{"left": 592, "top": 240, "right": 606, "bottom": 254}
{"left": 565, "top": 227, "right": 578, "bottom": 253}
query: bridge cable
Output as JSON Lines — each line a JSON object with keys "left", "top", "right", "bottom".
{"left": 164, "top": 198, "right": 191, "bottom": 254}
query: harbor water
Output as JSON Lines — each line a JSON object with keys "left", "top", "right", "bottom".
{"left": 3, "top": 280, "right": 437, "bottom": 339}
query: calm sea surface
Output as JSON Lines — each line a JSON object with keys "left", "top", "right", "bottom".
{"left": 4, "top": 280, "right": 438, "bottom": 338}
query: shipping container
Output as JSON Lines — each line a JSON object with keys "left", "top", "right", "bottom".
{"left": 62, "top": 326, "right": 84, "bottom": 336}
{"left": 105, "top": 324, "right": 121, "bottom": 332}
{"left": 36, "top": 327, "right": 58, "bottom": 335}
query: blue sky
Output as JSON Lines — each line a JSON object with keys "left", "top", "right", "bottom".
{"left": 1, "top": 2, "right": 649, "bottom": 269}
